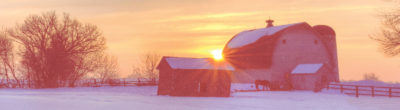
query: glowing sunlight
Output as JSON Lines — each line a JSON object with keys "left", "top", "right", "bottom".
{"left": 211, "top": 49, "right": 223, "bottom": 61}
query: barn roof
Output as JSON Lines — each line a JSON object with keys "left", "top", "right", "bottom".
{"left": 162, "top": 57, "right": 235, "bottom": 71}
{"left": 226, "top": 22, "right": 304, "bottom": 48}
{"left": 291, "top": 63, "right": 323, "bottom": 74}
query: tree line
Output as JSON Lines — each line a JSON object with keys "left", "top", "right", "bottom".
{"left": 0, "top": 11, "right": 161, "bottom": 88}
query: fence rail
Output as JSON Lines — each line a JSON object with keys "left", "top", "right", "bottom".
{"left": 78, "top": 79, "right": 157, "bottom": 87}
{"left": 327, "top": 83, "right": 400, "bottom": 98}
{"left": 0, "top": 79, "right": 157, "bottom": 88}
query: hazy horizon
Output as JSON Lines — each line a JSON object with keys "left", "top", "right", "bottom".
{"left": 0, "top": 0, "right": 399, "bottom": 82}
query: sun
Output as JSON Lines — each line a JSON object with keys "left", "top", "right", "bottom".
{"left": 211, "top": 49, "right": 223, "bottom": 61}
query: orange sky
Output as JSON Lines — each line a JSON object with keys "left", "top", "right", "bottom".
{"left": 0, "top": 0, "right": 399, "bottom": 82}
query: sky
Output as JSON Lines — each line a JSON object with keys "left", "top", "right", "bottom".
{"left": 0, "top": 0, "right": 399, "bottom": 82}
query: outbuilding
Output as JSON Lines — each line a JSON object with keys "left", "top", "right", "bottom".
{"left": 157, "top": 57, "right": 234, "bottom": 97}
{"left": 290, "top": 63, "right": 331, "bottom": 90}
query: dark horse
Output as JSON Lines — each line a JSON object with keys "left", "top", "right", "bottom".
{"left": 255, "top": 80, "right": 270, "bottom": 91}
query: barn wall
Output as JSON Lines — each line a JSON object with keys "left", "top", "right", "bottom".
{"left": 200, "top": 71, "right": 231, "bottom": 97}
{"left": 170, "top": 70, "right": 202, "bottom": 96}
{"left": 270, "top": 25, "right": 332, "bottom": 82}
{"left": 231, "top": 69, "right": 272, "bottom": 83}
{"left": 313, "top": 26, "right": 339, "bottom": 82}
{"left": 231, "top": 25, "right": 334, "bottom": 84}
{"left": 168, "top": 69, "right": 232, "bottom": 97}
{"left": 318, "top": 65, "right": 335, "bottom": 87}
{"left": 223, "top": 36, "right": 279, "bottom": 69}
{"left": 290, "top": 65, "right": 332, "bottom": 90}
{"left": 291, "top": 74, "right": 318, "bottom": 90}
{"left": 157, "top": 60, "right": 174, "bottom": 95}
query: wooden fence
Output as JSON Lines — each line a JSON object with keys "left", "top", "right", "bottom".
{"left": 327, "top": 83, "right": 400, "bottom": 98}
{"left": 78, "top": 79, "right": 157, "bottom": 87}
{"left": 0, "top": 79, "right": 157, "bottom": 88}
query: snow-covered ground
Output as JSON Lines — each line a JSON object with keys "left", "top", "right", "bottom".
{"left": 1, "top": 85, "right": 399, "bottom": 110}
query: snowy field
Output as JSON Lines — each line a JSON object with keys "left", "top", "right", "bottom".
{"left": 1, "top": 85, "right": 399, "bottom": 110}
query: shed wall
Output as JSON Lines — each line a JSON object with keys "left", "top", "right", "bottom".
{"left": 158, "top": 68, "right": 231, "bottom": 97}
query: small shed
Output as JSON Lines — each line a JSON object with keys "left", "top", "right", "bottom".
{"left": 157, "top": 57, "right": 234, "bottom": 97}
{"left": 290, "top": 63, "right": 330, "bottom": 91}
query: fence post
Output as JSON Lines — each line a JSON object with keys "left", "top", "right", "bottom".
{"left": 389, "top": 88, "right": 392, "bottom": 98}
{"left": 94, "top": 79, "right": 96, "bottom": 87}
{"left": 327, "top": 84, "right": 330, "bottom": 90}
{"left": 371, "top": 86, "right": 374, "bottom": 97}
{"left": 20, "top": 80, "right": 23, "bottom": 88}
{"left": 340, "top": 85, "right": 343, "bottom": 93}
{"left": 124, "top": 79, "right": 126, "bottom": 87}
{"left": 355, "top": 86, "right": 359, "bottom": 98}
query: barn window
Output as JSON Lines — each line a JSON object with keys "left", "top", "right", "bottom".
{"left": 282, "top": 39, "right": 286, "bottom": 44}
{"left": 314, "top": 40, "right": 318, "bottom": 44}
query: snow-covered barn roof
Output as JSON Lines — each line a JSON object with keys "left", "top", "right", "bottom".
{"left": 291, "top": 63, "right": 323, "bottom": 74}
{"left": 227, "top": 22, "right": 304, "bottom": 48}
{"left": 163, "top": 57, "right": 235, "bottom": 71}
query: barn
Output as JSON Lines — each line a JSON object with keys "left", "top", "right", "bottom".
{"left": 223, "top": 20, "right": 339, "bottom": 90}
{"left": 157, "top": 57, "right": 234, "bottom": 97}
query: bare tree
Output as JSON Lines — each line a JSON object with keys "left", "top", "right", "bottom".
{"left": 363, "top": 73, "right": 380, "bottom": 81}
{"left": 0, "top": 32, "right": 20, "bottom": 88}
{"left": 96, "top": 54, "right": 119, "bottom": 84}
{"left": 131, "top": 52, "right": 161, "bottom": 83}
{"left": 0, "top": 33, "right": 11, "bottom": 87}
{"left": 8, "top": 11, "right": 106, "bottom": 88}
{"left": 129, "top": 65, "right": 144, "bottom": 79}
{"left": 373, "top": 7, "right": 400, "bottom": 56}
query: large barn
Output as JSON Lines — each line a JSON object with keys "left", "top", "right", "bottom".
{"left": 157, "top": 20, "right": 340, "bottom": 95}
{"left": 157, "top": 57, "right": 234, "bottom": 97}
{"left": 223, "top": 20, "right": 339, "bottom": 90}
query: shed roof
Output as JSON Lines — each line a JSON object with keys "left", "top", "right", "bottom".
{"left": 291, "top": 63, "right": 323, "bottom": 74}
{"left": 226, "top": 22, "right": 304, "bottom": 48}
{"left": 163, "top": 57, "right": 235, "bottom": 71}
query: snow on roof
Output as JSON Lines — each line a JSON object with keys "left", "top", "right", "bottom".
{"left": 165, "top": 57, "right": 234, "bottom": 71}
{"left": 227, "top": 23, "right": 301, "bottom": 48}
{"left": 291, "top": 63, "right": 323, "bottom": 74}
